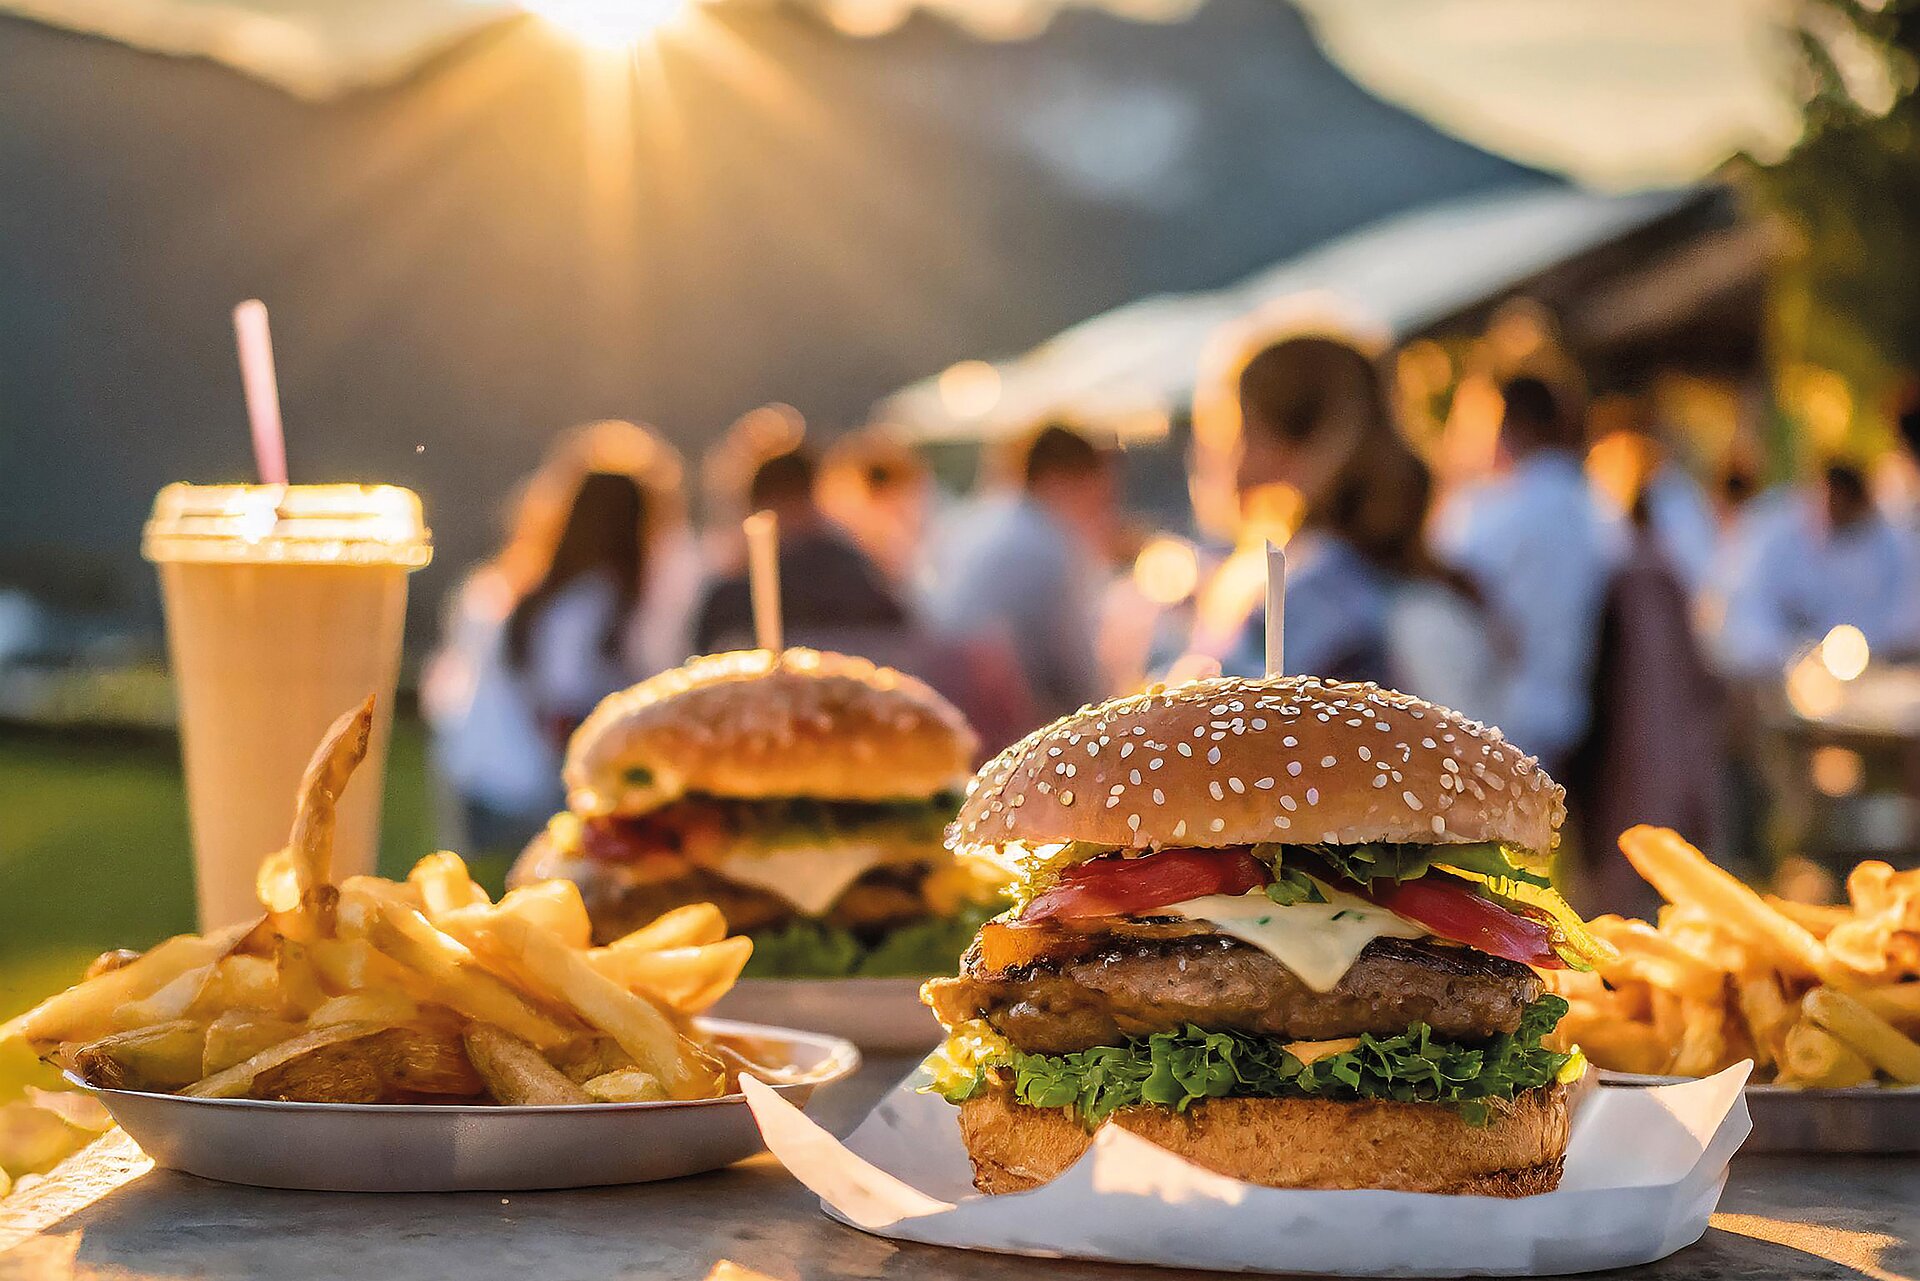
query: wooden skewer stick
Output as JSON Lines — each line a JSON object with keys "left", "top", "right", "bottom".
{"left": 1265, "top": 540, "right": 1285, "bottom": 676}
{"left": 745, "top": 510, "right": 783, "bottom": 653}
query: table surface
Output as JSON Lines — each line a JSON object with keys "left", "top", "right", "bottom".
{"left": 2, "top": 1056, "right": 1915, "bottom": 1281}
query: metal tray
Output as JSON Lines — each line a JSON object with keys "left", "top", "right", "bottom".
{"left": 1599, "top": 1071, "right": 1920, "bottom": 1153}
{"left": 709, "top": 977, "right": 940, "bottom": 1053}
{"left": 67, "top": 1018, "right": 861, "bottom": 1191}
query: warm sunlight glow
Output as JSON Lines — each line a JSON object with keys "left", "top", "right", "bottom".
{"left": 521, "top": 0, "right": 689, "bottom": 50}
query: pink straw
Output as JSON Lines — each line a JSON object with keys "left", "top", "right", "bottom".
{"left": 232, "top": 299, "right": 288, "bottom": 486}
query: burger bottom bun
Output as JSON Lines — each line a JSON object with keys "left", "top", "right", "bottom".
{"left": 957, "top": 1082, "right": 1570, "bottom": 1196}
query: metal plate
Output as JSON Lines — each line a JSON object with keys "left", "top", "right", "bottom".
{"left": 68, "top": 1018, "right": 861, "bottom": 1191}
{"left": 709, "top": 978, "right": 940, "bottom": 1053}
{"left": 1599, "top": 1072, "right": 1920, "bottom": 1154}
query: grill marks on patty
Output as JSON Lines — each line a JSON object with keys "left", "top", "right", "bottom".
{"left": 923, "top": 931, "right": 1543, "bottom": 1054}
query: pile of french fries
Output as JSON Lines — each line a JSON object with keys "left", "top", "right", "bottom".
{"left": 1546, "top": 825, "right": 1920, "bottom": 1088}
{"left": 0, "top": 699, "right": 764, "bottom": 1107}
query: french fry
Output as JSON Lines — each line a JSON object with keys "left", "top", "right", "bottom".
{"left": 1669, "top": 997, "right": 1729, "bottom": 1078}
{"left": 1733, "top": 968, "right": 1796, "bottom": 1070}
{"left": 187, "top": 955, "right": 283, "bottom": 1018}
{"left": 585, "top": 938, "right": 754, "bottom": 1014}
{"left": 1803, "top": 987, "right": 1920, "bottom": 1084}
{"left": 462, "top": 1024, "right": 591, "bottom": 1105}
{"left": 1, "top": 922, "right": 251, "bottom": 1045}
{"left": 1619, "top": 826, "right": 1857, "bottom": 986}
{"left": 1763, "top": 897, "right": 1850, "bottom": 939}
{"left": 184, "top": 1020, "right": 394, "bottom": 1098}
{"left": 308, "top": 991, "right": 420, "bottom": 1027}
{"left": 550, "top": 1036, "right": 635, "bottom": 1084}
{"left": 409, "top": 852, "right": 490, "bottom": 920}
{"left": 273, "top": 940, "right": 331, "bottom": 1017}
{"left": 488, "top": 918, "right": 721, "bottom": 1099}
{"left": 605, "top": 902, "right": 727, "bottom": 953}
{"left": 1854, "top": 982, "right": 1920, "bottom": 1033}
{"left": 255, "top": 698, "right": 373, "bottom": 941}
{"left": 113, "top": 964, "right": 216, "bottom": 1030}
{"left": 66, "top": 1021, "right": 209, "bottom": 1092}
{"left": 581, "top": 1069, "right": 667, "bottom": 1103}
{"left": 1778, "top": 1019, "right": 1874, "bottom": 1088}
{"left": 1588, "top": 917, "right": 1727, "bottom": 1001}
{"left": 366, "top": 902, "right": 572, "bottom": 1048}
{"left": 308, "top": 936, "right": 412, "bottom": 994}
{"left": 202, "top": 1010, "right": 303, "bottom": 1075}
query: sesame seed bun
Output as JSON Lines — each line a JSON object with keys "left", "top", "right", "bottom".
{"left": 951, "top": 676, "right": 1563, "bottom": 860}
{"left": 957, "top": 1080, "right": 1570, "bottom": 1195}
{"left": 565, "top": 649, "right": 978, "bottom": 817}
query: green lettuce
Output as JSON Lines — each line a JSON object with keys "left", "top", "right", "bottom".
{"left": 1257, "top": 841, "right": 1551, "bottom": 891}
{"left": 744, "top": 901, "right": 998, "bottom": 979}
{"left": 937, "top": 995, "right": 1576, "bottom": 1128}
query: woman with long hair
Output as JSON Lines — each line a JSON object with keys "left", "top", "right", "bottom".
{"left": 423, "top": 421, "right": 700, "bottom": 852}
{"left": 1185, "top": 330, "right": 1499, "bottom": 718}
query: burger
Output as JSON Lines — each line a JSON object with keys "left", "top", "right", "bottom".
{"left": 512, "top": 649, "right": 1001, "bottom": 976}
{"left": 921, "top": 675, "right": 1609, "bottom": 1196}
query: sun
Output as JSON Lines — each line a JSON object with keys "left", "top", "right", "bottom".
{"left": 519, "top": 0, "right": 691, "bottom": 51}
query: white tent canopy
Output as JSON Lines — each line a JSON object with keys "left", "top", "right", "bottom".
{"left": 878, "top": 184, "right": 1696, "bottom": 441}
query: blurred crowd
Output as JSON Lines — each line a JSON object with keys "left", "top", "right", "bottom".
{"left": 420, "top": 324, "right": 1920, "bottom": 913}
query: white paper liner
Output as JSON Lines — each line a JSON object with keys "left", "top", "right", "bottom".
{"left": 743, "top": 1062, "right": 1752, "bottom": 1276}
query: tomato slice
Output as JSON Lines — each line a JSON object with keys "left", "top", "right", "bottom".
{"left": 1020, "top": 847, "right": 1268, "bottom": 922}
{"left": 1365, "top": 878, "right": 1566, "bottom": 969}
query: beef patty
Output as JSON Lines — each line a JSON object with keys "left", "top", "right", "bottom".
{"left": 924, "top": 931, "right": 1542, "bottom": 1053}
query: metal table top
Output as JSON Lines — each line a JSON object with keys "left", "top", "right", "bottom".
{"left": 2, "top": 1056, "right": 1915, "bottom": 1281}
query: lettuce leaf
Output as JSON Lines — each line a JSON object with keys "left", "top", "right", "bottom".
{"left": 743, "top": 901, "right": 999, "bottom": 979}
{"left": 933, "top": 995, "right": 1576, "bottom": 1128}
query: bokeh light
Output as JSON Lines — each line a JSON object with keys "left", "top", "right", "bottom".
{"left": 1133, "top": 535, "right": 1200, "bottom": 606}
{"left": 936, "top": 360, "right": 1002, "bottom": 420}
{"left": 1820, "top": 624, "right": 1870, "bottom": 682}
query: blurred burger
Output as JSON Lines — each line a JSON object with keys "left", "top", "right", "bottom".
{"left": 513, "top": 649, "right": 1001, "bottom": 977}
{"left": 922, "top": 675, "right": 1610, "bottom": 1196}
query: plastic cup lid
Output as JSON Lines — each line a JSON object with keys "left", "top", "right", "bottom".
{"left": 142, "top": 483, "right": 432, "bottom": 567}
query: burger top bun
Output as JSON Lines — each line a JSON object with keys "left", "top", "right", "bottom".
{"left": 565, "top": 648, "right": 978, "bottom": 817}
{"left": 952, "top": 676, "right": 1563, "bottom": 859}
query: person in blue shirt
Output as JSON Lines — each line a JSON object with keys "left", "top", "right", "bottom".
{"left": 1434, "top": 375, "right": 1621, "bottom": 772}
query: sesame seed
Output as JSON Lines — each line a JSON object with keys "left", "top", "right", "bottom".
{"left": 1306, "top": 787, "right": 1320, "bottom": 804}
{"left": 1177, "top": 743, "right": 1193, "bottom": 757}
{"left": 1209, "top": 818, "right": 1226, "bottom": 832}
{"left": 1255, "top": 777, "right": 1275, "bottom": 790}
{"left": 1320, "top": 755, "right": 1337, "bottom": 767}
{"left": 1432, "top": 816, "right": 1447, "bottom": 833}
{"left": 1128, "top": 814, "right": 1142, "bottom": 832}
{"left": 1172, "top": 819, "right": 1188, "bottom": 838}
{"left": 1152, "top": 788, "right": 1165, "bottom": 805}
{"left": 1357, "top": 746, "right": 1371, "bottom": 761}
{"left": 1228, "top": 777, "right": 1245, "bottom": 794}
{"left": 1207, "top": 747, "right": 1222, "bottom": 764}
{"left": 1280, "top": 795, "right": 1297, "bottom": 811}
{"left": 1283, "top": 736, "right": 1298, "bottom": 747}
{"left": 1402, "top": 790, "right": 1424, "bottom": 810}
{"left": 1273, "top": 816, "right": 1291, "bottom": 829}
{"left": 1209, "top": 781, "right": 1224, "bottom": 801}
{"left": 1130, "top": 769, "right": 1142, "bottom": 785}
{"left": 1288, "top": 762, "right": 1303, "bottom": 777}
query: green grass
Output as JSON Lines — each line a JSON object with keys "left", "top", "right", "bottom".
{"left": 0, "top": 717, "right": 466, "bottom": 1099}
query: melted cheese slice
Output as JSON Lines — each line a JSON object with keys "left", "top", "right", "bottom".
{"left": 709, "top": 844, "right": 893, "bottom": 916}
{"left": 1164, "top": 887, "right": 1426, "bottom": 992}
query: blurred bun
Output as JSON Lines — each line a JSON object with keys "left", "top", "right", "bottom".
{"left": 566, "top": 649, "right": 977, "bottom": 816}
{"left": 958, "top": 1081, "right": 1570, "bottom": 1195}
{"left": 952, "top": 676, "right": 1562, "bottom": 858}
